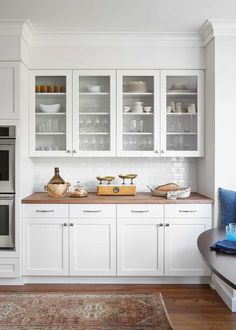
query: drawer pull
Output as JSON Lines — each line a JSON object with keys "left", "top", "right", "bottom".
{"left": 131, "top": 210, "right": 149, "bottom": 213}
{"left": 165, "top": 223, "right": 170, "bottom": 226}
{"left": 70, "top": 223, "right": 74, "bottom": 226}
{"left": 179, "top": 210, "right": 197, "bottom": 213}
{"left": 36, "top": 210, "right": 54, "bottom": 213}
{"left": 159, "top": 223, "right": 163, "bottom": 227}
{"left": 83, "top": 210, "right": 102, "bottom": 213}
{"left": 63, "top": 223, "right": 67, "bottom": 227}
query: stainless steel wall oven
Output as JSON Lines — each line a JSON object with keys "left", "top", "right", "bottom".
{"left": 0, "top": 126, "right": 15, "bottom": 249}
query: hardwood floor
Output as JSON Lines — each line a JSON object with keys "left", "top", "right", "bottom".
{"left": 0, "top": 284, "right": 235, "bottom": 329}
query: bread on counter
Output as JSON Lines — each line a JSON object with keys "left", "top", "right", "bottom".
{"left": 155, "top": 183, "right": 180, "bottom": 192}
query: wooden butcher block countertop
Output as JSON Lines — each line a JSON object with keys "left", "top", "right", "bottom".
{"left": 22, "top": 192, "right": 213, "bottom": 204}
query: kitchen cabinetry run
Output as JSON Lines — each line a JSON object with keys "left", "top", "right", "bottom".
{"left": 29, "top": 69, "right": 204, "bottom": 157}
{"left": 0, "top": 63, "right": 20, "bottom": 119}
{"left": 22, "top": 201, "right": 211, "bottom": 278}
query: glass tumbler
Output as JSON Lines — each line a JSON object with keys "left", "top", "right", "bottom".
{"left": 226, "top": 223, "right": 236, "bottom": 241}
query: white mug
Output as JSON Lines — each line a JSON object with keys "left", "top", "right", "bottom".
{"left": 144, "top": 106, "right": 152, "bottom": 113}
{"left": 166, "top": 106, "right": 172, "bottom": 113}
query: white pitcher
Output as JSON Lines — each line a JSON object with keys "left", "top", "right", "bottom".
{"left": 133, "top": 102, "right": 144, "bottom": 113}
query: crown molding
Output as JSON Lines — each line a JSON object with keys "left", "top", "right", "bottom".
{"left": 30, "top": 31, "right": 202, "bottom": 47}
{"left": 200, "top": 19, "right": 236, "bottom": 46}
{"left": 0, "top": 19, "right": 203, "bottom": 47}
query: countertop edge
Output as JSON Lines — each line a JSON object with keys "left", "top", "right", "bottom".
{"left": 21, "top": 192, "right": 214, "bottom": 204}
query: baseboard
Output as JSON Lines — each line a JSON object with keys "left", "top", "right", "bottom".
{"left": 21, "top": 276, "right": 211, "bottom": 285}
{"left": 212, "top": 274, "right": 236, "bottom": 312}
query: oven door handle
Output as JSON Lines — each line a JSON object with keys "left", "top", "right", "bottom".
{"left": 0, "top": 196, "right": 14, "bottom": 200}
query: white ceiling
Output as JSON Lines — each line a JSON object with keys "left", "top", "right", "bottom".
{"left": 0, "top": 0, "right": 236, "bottom": 32}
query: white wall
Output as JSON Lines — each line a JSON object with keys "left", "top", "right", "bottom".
{"left": 29, "top": 44, "right": 204, "bottom": 69}
{"left": 197, "top": 39, "right": 215, "bottom": 212}
{"left": 30, "top": 157, "right": 197, "bottom": 193}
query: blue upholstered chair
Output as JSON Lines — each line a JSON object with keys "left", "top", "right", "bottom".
{"left": 219, "top": 188, "right": 236, "bottom": 227}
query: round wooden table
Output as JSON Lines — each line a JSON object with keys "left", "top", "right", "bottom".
{"left": 198, "top": 228, "right": 236, "bottom": 289}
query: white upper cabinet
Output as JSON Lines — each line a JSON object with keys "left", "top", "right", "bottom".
{"left": 29, "top": 70, "right": 73, "bottom": 157}
{"left": 117, "top": 70, "right": 160, "bottom": 157}
{"left": 29, "top": 69, "right": 204, "bottom": 157}
{"left": 160, "top": 70, "right": 204, "bottom": 157}
{"left": 73, "top": 70, "right": 116, "bottom": 156}
{"left": 0, "top": 63, "right": 20, "bottom": 119}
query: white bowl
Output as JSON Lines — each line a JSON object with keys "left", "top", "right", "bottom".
{"left": 39, "top": 104, "right": 61, "bottom": 113}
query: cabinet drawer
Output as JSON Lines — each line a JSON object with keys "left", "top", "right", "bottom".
{"left": 117, "top": 204, "right": 164, "bottom": 218}
{"left": 23, "top": 204, "right": 69, "bottom": 218}
{"left": 70, "top": 204, "right": 116, "bottom": 218}
{"left": 165, "top": 204, "right": 212, "bottom": 218}
{"left": 0, "top": 258, "right": 20, "bottom": 278}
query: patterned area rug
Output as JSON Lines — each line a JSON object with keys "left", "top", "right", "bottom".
{"left": 0, "top": 292, "right": 173, "bottom": 329}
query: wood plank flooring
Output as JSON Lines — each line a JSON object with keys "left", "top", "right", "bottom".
{"left": 0, "top": 284, "right": 235, "bottom": 329}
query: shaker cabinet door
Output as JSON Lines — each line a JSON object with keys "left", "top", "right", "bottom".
{"left": 0, "top": 63, "right": 19, "bottom": 119}
{"left": 164, "top": 217, "right": 211, "bottom": 276}
{"left": 117, "top": 218, "right": 164, "bottom": 276}
{"left": 23, "top": 218, "right": 69, "bottom": 276}
{"left": 70, "top": 218, "right": 116, "bottom": 276}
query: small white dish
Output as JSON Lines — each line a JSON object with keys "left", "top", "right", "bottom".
{"left": 39, "top": 104, "right": 61, "bottom": 113}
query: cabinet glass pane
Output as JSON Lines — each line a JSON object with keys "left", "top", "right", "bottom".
{"left": 166, "top": 75, "right": 198, "bottom": 151}
{"left": 35, "top": 76, "right": 67, "bottom": 152}
{"left": 122, "top": 76, "right": 154, "bottom": 152}
{"left": 78, "top": 76, "right": 111, "bottom": 151}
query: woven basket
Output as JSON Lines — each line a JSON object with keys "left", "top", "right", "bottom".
{"left": 44, "top": 183, "right": 70, "bottom": 197}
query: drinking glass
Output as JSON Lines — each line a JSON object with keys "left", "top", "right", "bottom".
{"left": 94, "top": 118, "right": 100, "bottom": 132}
{"left": 79, "top": 119, "right": 84, "bottom": 133}
{"left": 137, "top": 119, "right": 144, "bottom": 132}
{"left": 102, "top": 118, "right": 109, "bottom": 132}
{"left": 226, "top": 223, "right": 236, "bottom": 241}
{"left": 52, "top": 119, "right": 59, "bottom": 132}
{"left": 129, "top": 119, "right": 137, "bottom": 132}
{"left": 86, "top": 119, "right": 92, "bottom": 132}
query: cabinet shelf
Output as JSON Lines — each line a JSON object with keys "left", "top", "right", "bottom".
{"left": 79, "top": 92, "right": 110, "bottom": 95}
{"left": 36, "top": 112, "right": 66, "bottom": 116}
{"left": 36, "top": 93, "right": 66, "bottom": 96}
{"left": 36, "top": 132, "right": 66, "bottom": 135}
{"left": 123, "top": 92, "right": 153, "bottom": 96}
{"left": 166, "top": 92, "right": 197, "bottom": 96}
{"left": 79, "top": 132, "right": 110, "bottom": 135}
{"left": 123, "top": 113, "right": 153, "bottom": 116}
{"left": 80, "top": 112, "right": 109, "bottom": 115}
{"left": 166, "top": 113, "right": 197, "bottom": 116}
{"left": 123, "top": 132, "right": 153, "bottom": 135}
{"left": 166, "top": 132, "right": 197, "bottom": 135}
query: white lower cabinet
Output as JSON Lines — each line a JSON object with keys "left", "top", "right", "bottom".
{"left": 117, "top": 218, "right": 164, "bottom": 276}
{"left": 70, "top": 218, "right": 116, "bottom": 276}
{"left": 164, "top": 218, "right": 211, "bottom": 276}
{"left": 23, "top": 218, "right": 69, "bottom": 276}
{"left": 23, "top": 203, "right": 212, "bottom": 278}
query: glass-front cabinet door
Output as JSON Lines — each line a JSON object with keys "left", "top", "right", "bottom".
{"left": 73, "top": 70, "right": 116, "bottom": 156}
{"left": 117, "top": 70, "right": 160, "bottom": 156}
{"left": 161, "top": 70, "right": 204, "bottom": 157}
{"left": 29, "top": 70, "right": 73, "bottom": 157}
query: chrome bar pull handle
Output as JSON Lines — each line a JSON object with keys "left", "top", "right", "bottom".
{"left": 83, "top": 210, "right": 102, "bottom": 213}
{"left": 36, "top": 210, "right": 54, "bottom": 213}
{"left": 131, "top": 210, "right": 149, "bottom": 213}
{"left": 179, "top": 210, "right": 197, "bottom": 213}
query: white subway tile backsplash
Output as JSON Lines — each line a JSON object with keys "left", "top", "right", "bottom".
{"left": 31, "top": 157, "right": 197, "bottom": 193}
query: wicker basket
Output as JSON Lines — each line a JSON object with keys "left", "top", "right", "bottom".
{"left": 44, "top": 183, "right": 71, "bottom": 197}
{"left": 147, "top": 185, "right": 191, "bottom": 198}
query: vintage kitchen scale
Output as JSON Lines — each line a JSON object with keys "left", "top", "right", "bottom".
{"left": 96, "top": 174, "right": 137, "bottom": 196}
